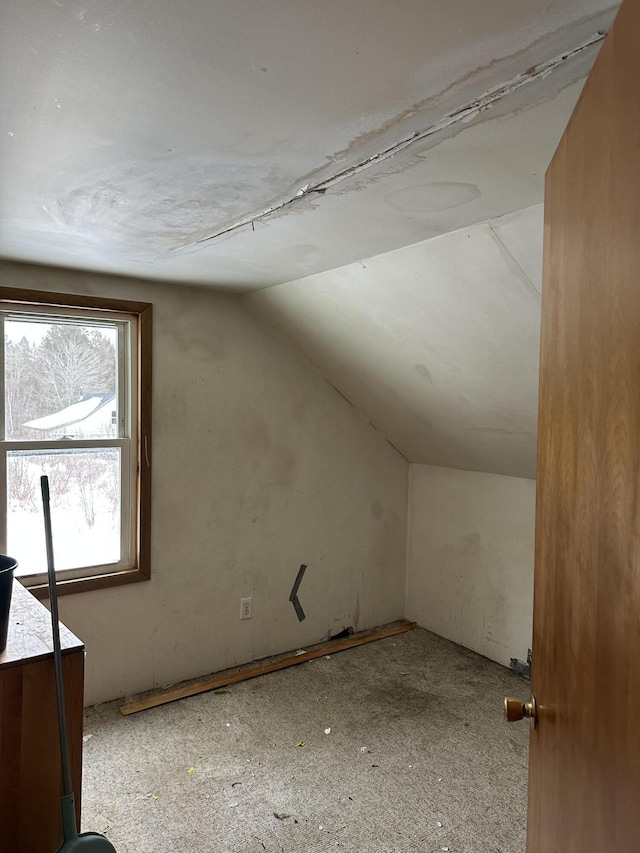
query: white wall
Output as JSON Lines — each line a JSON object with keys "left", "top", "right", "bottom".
{"left": 1, "top": 261, "right": 408, "bottom": 705}
{"left": 406, "top": 464, "right": 535, "bottom": 667}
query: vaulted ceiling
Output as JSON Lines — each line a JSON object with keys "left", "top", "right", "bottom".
{"left": 0, "top": 1, "right": 620, "bottom": 476}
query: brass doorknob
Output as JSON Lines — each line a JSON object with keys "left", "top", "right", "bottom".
{"left": 504, "top": 695, "right": 537, "bottom": 728}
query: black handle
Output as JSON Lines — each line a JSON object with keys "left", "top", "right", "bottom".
{"left": 41, "top": 475, "right": 73, "bottom": 798}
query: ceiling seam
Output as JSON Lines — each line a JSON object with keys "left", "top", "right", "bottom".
{"left": 168, "top": 30, "right": 606, "bottom": 256}
{"left": 487, "top": 224, "right": 542, "bottom": 302}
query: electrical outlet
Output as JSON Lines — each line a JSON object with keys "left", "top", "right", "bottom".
{"left": 240, "top": 597, "right": 252, "bottom": 619}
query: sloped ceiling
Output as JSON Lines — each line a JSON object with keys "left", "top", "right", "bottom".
{"left": 248, "top": 205, "right": 543, "bottom": 478}
{"left": 0, "top": 0, "right": 620, "bottom": 475}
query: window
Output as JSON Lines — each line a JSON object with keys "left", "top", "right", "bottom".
{"left": 0, "top": 288, "right": 151, "bottom": 596}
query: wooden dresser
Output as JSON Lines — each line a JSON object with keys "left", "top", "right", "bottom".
{"left": 0, "top": 580, "right": 84, "bottom": 851}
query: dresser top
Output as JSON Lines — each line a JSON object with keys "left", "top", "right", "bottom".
{"left": 0, "top": 580, "right": 83, "bottom": 670}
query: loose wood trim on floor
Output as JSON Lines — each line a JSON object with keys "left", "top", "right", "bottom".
{"left": 120, "top": 620, "right": 416, "bottom": 715}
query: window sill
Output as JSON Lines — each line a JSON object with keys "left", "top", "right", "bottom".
{"left": 26, "top": 567, "right": 150, "bottom": 599}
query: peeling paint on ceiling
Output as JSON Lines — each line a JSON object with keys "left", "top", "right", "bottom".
{"left": 171, "top": 29, "right": 606, "bottom": 254}
{"left": 0, "top": 0, "right": 618, "bottom": 286}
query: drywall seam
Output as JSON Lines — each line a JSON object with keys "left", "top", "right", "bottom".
{"left": 242, "top": 295, "right": 410, "bottom": 463}
{"left": 487, "top": 224, "right": 542, "bottom": 301}
{"left": 170, "top": 32, "right": 605, "bottom": 254}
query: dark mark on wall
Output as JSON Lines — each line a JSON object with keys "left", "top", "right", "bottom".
{"left": 330, "top": 627, "right": 354, "bottom": 641}
{"left": 289, "top": 563, "right": 308, "bottom": 621}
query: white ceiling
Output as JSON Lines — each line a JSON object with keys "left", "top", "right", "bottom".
{"left": 0, "top": 1, "right": 620, "bottom": 475}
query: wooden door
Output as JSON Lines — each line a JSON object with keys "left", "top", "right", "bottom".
{"left": 527, "top": 0, "right": 640, "bottom": 849}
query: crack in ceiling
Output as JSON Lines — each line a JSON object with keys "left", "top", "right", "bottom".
{"left": 169, "top": 30, "right": 606, "bottom": 256}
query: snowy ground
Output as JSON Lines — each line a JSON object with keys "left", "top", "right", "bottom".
{"left": 7, "top": 450, "right": 121, "bottom": 576}
{"left": 9, "top": 506, "right": 120, "bottom": 577}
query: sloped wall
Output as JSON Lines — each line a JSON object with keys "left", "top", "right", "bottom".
{"left": 246, "top": 208, "right": 542, "bottom": 480}
{"left": 406, "top": 464, "right": 535, "bottom": 667}
{"left": 1, "top": 261, "right": 408, "bottom": 705}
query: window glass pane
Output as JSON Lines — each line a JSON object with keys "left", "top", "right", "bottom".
{"left": 4, "top": 318, "right": 118, "bottom": 440}
{"left": 7, "top": 448, "right": 121, "bottom": 576}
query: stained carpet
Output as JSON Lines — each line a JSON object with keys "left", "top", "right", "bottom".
{"left": 81, "top": 628, "right": 530, "bottom": 852}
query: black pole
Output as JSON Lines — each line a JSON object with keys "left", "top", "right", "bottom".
{"left": 41, "top": 475, "right": 73, "bottom": 797}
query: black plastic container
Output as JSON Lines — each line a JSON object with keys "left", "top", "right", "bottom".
{"left": 0, "top": 555, "right": 18, "bottom": 652}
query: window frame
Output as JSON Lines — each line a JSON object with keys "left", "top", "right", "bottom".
{"left": 0, "top": 287, "right": 152, "bottom": 598}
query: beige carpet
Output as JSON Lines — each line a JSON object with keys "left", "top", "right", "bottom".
{"left": 81, "top": 628, "right": 530, "bottom": 852}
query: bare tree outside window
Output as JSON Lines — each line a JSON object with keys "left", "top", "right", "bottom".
{"left": 5, "top": 321, "right": 116, "bottom": 440}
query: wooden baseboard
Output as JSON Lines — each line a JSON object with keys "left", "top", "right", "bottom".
{"left": 120, "top": 620, "right": 416, "bottom": 716}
